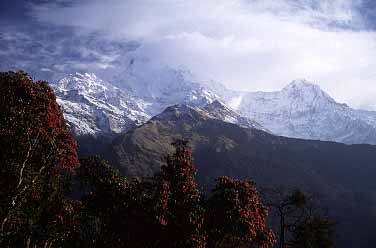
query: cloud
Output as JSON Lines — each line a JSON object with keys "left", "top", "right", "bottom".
{"left": 0, "top": 27, "right": 136, "bottom": 82}
{"left": 23, "top": 0, "right": 376, "bottom": 109}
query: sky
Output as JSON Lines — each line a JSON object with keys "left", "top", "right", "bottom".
{"left": 1, "top": 0, "right": 376, "bottom": 110}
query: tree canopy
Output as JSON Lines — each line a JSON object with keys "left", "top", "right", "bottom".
{"left": 0, "top": 71, "right": 79, "bottom": 247}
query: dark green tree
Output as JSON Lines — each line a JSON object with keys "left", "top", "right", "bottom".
{"left": 290, "top": 216, "right": 335, "bottom": 248}
{"left": 76, "top": 156, "right": 165, "bottom": 248}
{"left": 77, "top": 156, "right": 130, "bottom": 248}
{"left": 263, "top": 188, "right": 335, "bottom": 248}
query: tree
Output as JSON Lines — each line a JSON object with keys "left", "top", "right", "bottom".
{"left": 290, "top": 216, "right": 335, "bottom": 248}
{"left": 76, "top": 141, "right": 207, "bottom": 248}
{"left": 77, "top": 156, "right": 130, "bottom": 247}
{"left": 0, "top": 71, "right": 79, "bottom": 247}
{"left": 0, "top": 71, "right": 287, "bottom": 248}
{"left": 76, "top": 156, "right": 164, "bottom": 248}
{"left": 76, "top": 140, "right": 277, "bottom": 248}
{"left": 262, "top": 188, "right": 335, "bottom": 248}
{"left": 156, "top": 139, "right": 207, "bottom": 247}
{"left": 206, "top": 176, "right": 275, "bottom": 248}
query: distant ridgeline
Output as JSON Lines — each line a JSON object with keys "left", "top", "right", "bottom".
{"left": 52, "top": 72, "right": 376, "bottom": 145}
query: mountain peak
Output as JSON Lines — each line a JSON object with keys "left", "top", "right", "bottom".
{"left": 202, "top": 100, "right": 269, "bottom": 131}
{"left": 281, "top": 79, "right": 335, "bottom": 104}
{"left": 54, "top": 72, "right": 116, "bottom": 95}
{"left": 152, "top": 104, "right": 205, "bottom": 123}
{"left": 51, "top": 73, "right": 152, "bottom": 135}
{"left": 283, "top": 79, "right": 321, "bottom": 92}
{"left": 75, "top": 72, "right": 98, "bottom": 80}
{"left": 206, "top": 99, "right": 230, "bottom": 110}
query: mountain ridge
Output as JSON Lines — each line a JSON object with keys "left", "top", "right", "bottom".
{"left": 107, "top": 103, "right": 376, "bottom": 248}
{"left": 51, "top": 72, "right": 151, "bottom": 135}
{"left": 236, "top": 79, "right": 376, "bottom": 144}
{"left": 52, "top": 70, "right": 376, "bottom": 145}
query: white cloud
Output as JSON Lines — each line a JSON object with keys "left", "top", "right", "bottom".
{"left": 30, "top": 0, "right": 376, "bottom": 109}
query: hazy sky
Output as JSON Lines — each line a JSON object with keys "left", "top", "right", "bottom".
{"left": 1, "top": 0, "right": 376, "bottom": 110}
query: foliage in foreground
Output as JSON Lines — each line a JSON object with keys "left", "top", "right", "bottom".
{"left": 0, "top": 71, "right": 334, "bottom": 247}
{"left": 0, "top": 71, "right": 79, "bottom": 247}
{"left": 76, "top": 141, "right": 275, "bottom": 248}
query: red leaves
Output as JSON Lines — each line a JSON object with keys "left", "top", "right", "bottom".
{"left": 155, "top": 181, "right": 170, "bottom": 226}
{"left": 140, "top": 140, "right": 274, "bottom": 248}
{"left": 206, "top": 176, "right": 276, "bottom": 247}
{"left": 0, "top": 72, "right": 276, "bottom": 248}
{"left": 0, "top": 71, "right": 79, "bottom": 175}
{"left": 156, "top": 140, "right": 207, "bottom": 247}
{"left": 0, "top": 71, "right": 80, "bottom": 246}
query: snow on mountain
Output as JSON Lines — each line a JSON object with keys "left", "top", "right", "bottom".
{"left": 202, "top": 100, "right": 269, "bottom": 132}
{"left": 151, "top": 101, "right": 270, "bottom": 135}
{"left": 52, "top": 69, "right": 269, "bottom": 136}
{"left": 51, "top": 73, "right": 150, "bottom": 135}
{"left": 52, "top": 68, "right": 376, "bottom": 145}
{"left": 106, "top": 56, "right": 222, "bottom": 115}
{"left": 235, "top": 79, "right": 376, "bottom": 144}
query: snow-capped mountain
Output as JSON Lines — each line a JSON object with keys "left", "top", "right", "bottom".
{"left": 108, "top": 56, "right": 222, "bottom": 115}
{"left": 51, "top": 73, "right": 150, "bottom": 135}
{"left": 235, "top": 79, "right": 376, "bottom": 144}
{"left": 202, "top": 100, "right": 268, "bottom": 131}
{"left": 52, "top": 71, "right": 269, "bottom": 135}
{"left": 52, "top": 69, "right": 376, "bottom": 145}
{"left": 51, "top": 71, "right": 238, "bottom": 135}
{"left": 150, "top": 101, "right": 269, "bottom": 135}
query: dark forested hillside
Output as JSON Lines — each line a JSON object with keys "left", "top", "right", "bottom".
{"left": 105, "top": 104, "right": 376, "bottom": 248}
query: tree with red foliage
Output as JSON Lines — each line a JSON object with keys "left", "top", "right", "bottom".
{"left": 156, "top": 140, "right": 207, "bottom": 247}
{"left": 0, "top": 71, "right": 79, "bottom": 247}
{"left": 206, "top": 176, "right": 276, "bottom": 248}
{"left": 75, "top": 141, "right": 207, "bottom": 248}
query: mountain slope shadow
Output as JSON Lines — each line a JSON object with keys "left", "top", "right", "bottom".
{"left": 87, "top": 104, "right": 376, "bottom": 248}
